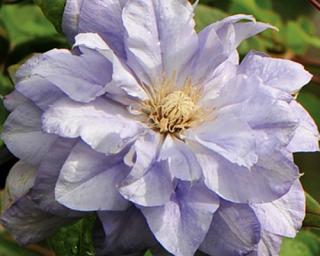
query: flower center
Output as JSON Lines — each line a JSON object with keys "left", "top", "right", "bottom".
{"left": 140, "top": 77, "right": 204, "bottom": 135}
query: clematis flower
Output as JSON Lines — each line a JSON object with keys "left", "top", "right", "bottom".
{"left": 1, "top": 0, "right": 319, "bottom": 255}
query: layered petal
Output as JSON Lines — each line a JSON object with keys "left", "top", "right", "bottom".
{"left": 18, "top": 48, "right": 112, "bottom": 103}
{"left": 55, "top": 141, "right": 130, "bottom": 211}
{"left": 140, "top": 182, "right": 219, "bottom": 256}
{"left": 287, "top": 101, "right": 319, "bottom": 152}
{"left": 74, "top": 33, "right": 147, "bottom": 102}
{"left": 251, "top": 180, "right": 305, "bottom": 238}
{"left": 78, "top": 0, "right": 127, "bottom": 58}
{"left": 30, "top": 138, "right": 82, "bottom": 216}
{"left": 159, "top": 135, "right": 202, "bottom": 181}
{"left": 255, "top": 231, "right": 282, "bottom": 256}
{"left": 212, "top": 14, "right": 274, "bottom": 51}
{"left": 95, "top": 207, "right": 156, "bottom": 255}
{"left": 1, "top": 161, "right": 74, "bottom": 245}
{"left": 186, "top": 113, "right": 258, "bottom": 168}
{"left": 196, "top": 146, "right": 299, "bottom": 203}
{"left": 62, "top": 0, "right": 84, "bottom": 42}
{"left": 200, "top": 202, "right": 261, "bottom": 256}
{"left": 1, "top": 195, "right": 73, "bottom": 245}
{"left": 119, "top": 161, "right": 173, "bottom": 207}
{"left": 240, "top": 51, "right": 312, "bottom": 94}
{"left": 123, "top": 0, "right": 198, "bottom": 84}
{"left": 42, "top": 97, "right": 145, "bottom": 154}
{"left": 3, "top": 91, "right": 28, "bottom": 112}
{"left": 2, "top": 102, "right": 57, "bottom": 165}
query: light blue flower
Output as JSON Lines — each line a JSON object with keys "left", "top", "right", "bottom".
{"left": 1, "top": 0, "right": 319, "bottom": 255}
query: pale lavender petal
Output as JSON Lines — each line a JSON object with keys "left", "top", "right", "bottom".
{"left": 212, "top": 14, "right": 274, "bottom": 50}
{"left": 186, "top": 113, "right": 257, "bottom": 168}
{"left": 196, "top": 146, "right": 299, "bottom": 203}
{"left": 288, "top": 101, "right": 319, "bottom": 152}
{"left": 30, "top": 138, "right": 82, "bottom": 217}
{"left": 95, "top": 207, "right": 156, "bottom": 255}
{"left": 240, "top": 51, "right": 312, "bottom": 93}
{"left": 74, "top": 33, "right": 147, "bottom": 102}
{"left": 200, "top": 202, "right": 261, "bottom": 256}
{"left": 254, "top": 231, "right": 282, "bottom": 256}
{"left": 159, "top": 135, "right": 202, "bottom": 181}
{"left": 251, "top": 180, "right": 305, "bottom": 238}
{"left": 140, "top": 182, "right": 219, "bottom": 256}
{"left": 119, "top": 161, "right": 173, "bottom": 207}
{"left": 25, "top": 49, "right": 112, "bottom": 103}
{"left": 55, "top": 141, "right": 130, "bottom": 211}
{"left": 62, "top": 0, "right": 84, "bottom": 42}
{"left": 42, "top": 97, "right": 145, "bottom": 155}
{"left": 2, "top": 102, "right": 57, "bottom": 165}
{"left": 3, "top": 91, "right": 28, "bottom": 112}
{"left": 2, "top": 161, "right": 37, "bottom": 210}
{"left": 123, "top": 0, "right": 198, "bottom": 84}
{"left": 124, "top": 131, "right": 162, "bottom": 180}
{"left": 78, "top": 0, "right": 127, "bottom": 58}
{"left": 1, "top": 195, "right": 73, "bottom": 245}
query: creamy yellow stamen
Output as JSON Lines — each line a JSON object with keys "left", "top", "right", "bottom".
{"left": 140, "top": 75, "right": 205, "bottom": 135}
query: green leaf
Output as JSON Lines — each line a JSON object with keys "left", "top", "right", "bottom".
{"left": 144, "top": 250, "right": 153, "bottom": 256}
{"left": 0, "top": 232, "right": 41, "bottom": 256}
{"left": 34, "top": 0, "right": 66, "bottom": 33}
{"left": 303, "top": 193, "right": 320, "bottom": 229}
{"left": 0, "top": 73, "right": 13, "bottom": 96}
{"left": 0, "top": 4, "right": 58, "bottom": 46}
{"left": 280, "top": 230, "right": 320, "bottom": 256}
{"left": 194, "top": 4, "right": 227, "bottom": 31}
{"left": 47, "top": 215, "right": 96, "bottom": 256}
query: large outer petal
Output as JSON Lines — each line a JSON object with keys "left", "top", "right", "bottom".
{"left": 140, "top": 182, "right": 219, "bottom": 256}
{"left": 30, "top": 138, "right": 82, "bottom": 217}
{"left": 42, "top": 97, "right": 145, "bottom": 155}
{"left": 251, "top": 180, "right": 305, "bottom": 238}
{"left": 287, "top": 101, "right": 319, "bottom": 152}
{"left": 196, "top": 145, "right": 299, "bottom": 204}
{"left": 186, "top": 113, "right": 258, "bottom": 168}
{"left": 122, "top": 0, "right": 198, "bottom": 84}
{"left": 17, "top": 48, "right": 112, "bottom": 103}
{"left": 200, "top": 202, "right": 261, "bottom": 256}
{"left": 2, "top": 101, "right": 57, "bottom": 165}
{"left": 1, "top": 161, "right": 74, "bottom": 245}
{"left": 78, "top": 0, "right": 127, "bottom": 58}
{"left": 55, "top": 141, "right": 130, "bottom": 211}
{"left": 1, "top": 195, "right": 73, "bottom": 245}
{"left": 74, "top": 33, "right": 147, "bottom": 102}
{"left": 95, "top": 207, "right": 156, "bottom": 256}
{"left": 240, "top": 51, "right": 312, "bottom": 94}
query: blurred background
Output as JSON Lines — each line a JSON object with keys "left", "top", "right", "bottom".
{"left": 0, "top": 0, "right": 319, "bottom": 255}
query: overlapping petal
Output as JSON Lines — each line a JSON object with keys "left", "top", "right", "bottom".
{"left": 123, "top": 0, "right": 198, "bottom": 85}
{"left": 55, "top": 141, "right": 130, "bottom": 211}
{"left": 200, "top": 202, "right": 261, "bottom": 256}
{"left": 197, "top": 147, "right": 299, "bottom": 204}
{"left": 42, "top": 97, "right": 145, "bottom": 154}
{"left": 140, "top": 182, "right": 219, "bottom": 256}
{"left": 95, "top": 207, "right": 156, "bottom": 255}
{"left": 2, "top": 102, "right": 57, "bottom": 165}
